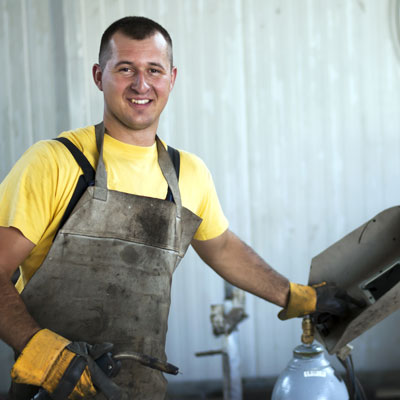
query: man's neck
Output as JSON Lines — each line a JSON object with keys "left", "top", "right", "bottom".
{"left": 103, "top": 120, "right": 157, "bottom": 147}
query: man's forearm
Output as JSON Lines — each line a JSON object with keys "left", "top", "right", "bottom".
{"left": 192, "top": 230, "right": 290, "bottom": 307}
{"left": 0, "top": 226, "right": 40, "bottom": 351}
{"left": 0, "top": 270, "right": 40, "bottom": 352}
{"left": 218, "top": 234, "right": 290, "bottom": 307}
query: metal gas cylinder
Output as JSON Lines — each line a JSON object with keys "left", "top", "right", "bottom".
{"left": 271, "top": 343, "right": 349, "bottom": 400}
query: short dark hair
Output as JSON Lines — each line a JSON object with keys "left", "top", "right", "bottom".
{"left": 99, "top": 16, "right": 173, "bottom": 70}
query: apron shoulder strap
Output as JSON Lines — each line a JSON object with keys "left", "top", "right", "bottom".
{"left": 166, "top": 145, "right": 180, "bottom": 202}
{"left": 167, "top": 145, "right": 180, "bottom": 179}
{"left": 53, "top": 137, "right": 95, "bottom": 237}
{"left": 54, "top": 137, "right": 96, "bottom": 185}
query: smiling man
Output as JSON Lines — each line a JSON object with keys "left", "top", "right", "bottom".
{"left": 94, "top": 29, "right": 177, "bottom": 144}
{"left": 0, "top": 16, "right": 352, "bottom": 400}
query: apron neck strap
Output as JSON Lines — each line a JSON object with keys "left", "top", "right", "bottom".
{"left": 155, "top": 137, "right": 183, "bottom": 245}
{"left": 156, "top": 136, "right": 182, "bottom": 209}
{"left": 93, "top": 123, "right": 183, "bottom": 211}
{"left": 93, "top": 122, "right": 108, "bottom": 200}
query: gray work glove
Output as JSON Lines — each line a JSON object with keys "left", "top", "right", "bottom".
{"left": 314, "top": 282, "right": 365, "bottom": 317}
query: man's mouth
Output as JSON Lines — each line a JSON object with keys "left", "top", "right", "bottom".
{"left": 131, "top": 99, "right": 151, "bottom": 105}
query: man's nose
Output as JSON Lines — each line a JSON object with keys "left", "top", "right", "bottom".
{"left": 131, "top": 72, "right": 150, "bottom": 92}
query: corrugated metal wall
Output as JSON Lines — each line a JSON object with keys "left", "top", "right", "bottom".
{"left": 1, "top": 0, "right": 400, "bottom": 389}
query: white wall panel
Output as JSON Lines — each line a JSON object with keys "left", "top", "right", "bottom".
{"left": 1, "top": 0, "right": 400, "bottom": 389}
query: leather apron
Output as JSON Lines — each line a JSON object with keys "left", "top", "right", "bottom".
{"left": 16, "top": 124, "right": 202, "bottom": 399}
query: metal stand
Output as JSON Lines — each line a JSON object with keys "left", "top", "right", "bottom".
{"left": 196, "top": 283, "right": 247, "bottom": 400}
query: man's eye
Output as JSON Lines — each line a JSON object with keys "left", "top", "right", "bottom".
{"left": 150, "top": 69, "right": 160, "bottom": 74}
{"left": 118, "top": 67, "right": 134, "bottom": 74}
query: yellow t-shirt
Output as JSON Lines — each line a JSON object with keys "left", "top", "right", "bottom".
{"left": 0, "top": 126, "right": 228, "bottom": 291}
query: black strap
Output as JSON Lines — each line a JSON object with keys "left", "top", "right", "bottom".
{"left": 54, "top": 138, "right": 180, "bottom": 237}
{"left": 66, "top": 342, "right": 124, "bottom": 400}
{"left": 167, "top": 145, "right": 180, "bottom": 179}
{"left": 49, "top": 355, "right": 87, "bottom": 400}
{"left": 54, "top": 138, "right": 95, "bottom": 185}
{"left": 53, "top": 138, "right": 95, "bottom": 237}
{"left": 166, "top": 145, "right": 180, "bottom": 202}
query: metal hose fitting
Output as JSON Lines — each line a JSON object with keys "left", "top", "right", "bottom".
{"left": 301, "top": 316, "right": 314, "bottom": 345}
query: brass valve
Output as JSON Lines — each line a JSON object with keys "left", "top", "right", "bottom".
{"left": 301, "top": 316, "right": 314, "bottom": 345}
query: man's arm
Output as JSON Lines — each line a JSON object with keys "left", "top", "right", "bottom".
{"left": 192, "top": 229, "right": 290, "bottom": 307}
{"left": 0, "top": 226, "right": 40, "bottom": 352}
{"left": 192, "top": 228, "right": 362, "bottom": 320}
{"left": 0, "top": 226, "right": 102, "bottom": 398}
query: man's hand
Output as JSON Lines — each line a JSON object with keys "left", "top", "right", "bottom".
{"left": 11, "top": 329, "right": 96, "bottom": 399}
{"left": 278, "top": 282, "right": 365, "bottom": 320}
{"left": 11, "top": 329, "right": 121, "bottom": 400}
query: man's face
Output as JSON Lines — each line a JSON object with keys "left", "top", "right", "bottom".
{"left": 93, "top": 32, "right": 176, "bottom": 136}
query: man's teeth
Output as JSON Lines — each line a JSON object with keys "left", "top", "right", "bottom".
{"left": 131, "top": 99, "right": 150, "bottom": 104}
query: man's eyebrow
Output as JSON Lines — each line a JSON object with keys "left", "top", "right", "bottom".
{"left": 114, "top": 60, "right": 134, "bottom": 67}
{"left": 148, "top": 62, "right": 166, "bottom": 70}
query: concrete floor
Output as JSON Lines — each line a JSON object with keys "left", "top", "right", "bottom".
{"left": 1, "top": 371, "right": 399, "bottom": 399}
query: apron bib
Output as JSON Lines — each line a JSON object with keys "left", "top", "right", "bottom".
{"left": 17, "top": 124, "right": 202, "bottom": 399}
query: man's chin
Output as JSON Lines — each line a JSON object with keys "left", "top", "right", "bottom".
{"left": 121, "top": 119, "right": 157, "bottom": 132}
{"left": 104, "top": 113, "right": 160, "bottom": 134}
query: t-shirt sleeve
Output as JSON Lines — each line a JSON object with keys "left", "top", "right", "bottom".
{"left": 179, "top": 151, "right": 229, "bottom": 241}
{"left": 0, "top": 141, "right": 59, "bottom": 244}
{"left": 194, "top": 166, "right": 229, "bottom": 240}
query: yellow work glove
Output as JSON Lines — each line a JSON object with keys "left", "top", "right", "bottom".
{"left": 278, "top": 282, "right": 365, "bottom": 320}
{"left": 278, "top": 282, "right": 317, "bottom": 320}
{"left": 11, "top": 329, "right": 96, "bottom": 399}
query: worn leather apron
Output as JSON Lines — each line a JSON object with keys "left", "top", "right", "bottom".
{"left": 17, "top": 123, "right": 202, "bottom": 399}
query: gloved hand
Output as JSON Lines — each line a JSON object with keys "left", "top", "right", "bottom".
{"left": 11, "top": 329, "right": 122, "bottom": 400}
{"left": 278, "top": 282, "right": 365, "bottom": 320}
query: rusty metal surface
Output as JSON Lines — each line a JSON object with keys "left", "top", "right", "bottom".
{"left": 309, "top": 206, "right": 400, "bottom": 354}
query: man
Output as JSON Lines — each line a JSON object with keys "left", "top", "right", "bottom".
{"left": 0, "top": 16, "right": 352, "bottom": 400}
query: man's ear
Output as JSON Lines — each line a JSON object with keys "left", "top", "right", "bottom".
{"left": 92, "top": 64, "right": 103, "bottom": 91}
{"left": 169, "top": 66, "right": 177, "bottom": 91}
